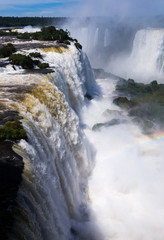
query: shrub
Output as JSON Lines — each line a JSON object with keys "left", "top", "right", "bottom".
{"left": 31, "top": 26, "right": 71, "bottom": 43}
{"left": 29, "top": 52, "right": 42, "bottom": 58}
{"left": 37, "top": 62, "right": 49, "bottom": 69}
{"left": 18, "top": 32, "right": 31, "bottom": 39}
{"left": 0, "top": 119, "right": 27, "bottom": 140}
{"left": 9, "top": 54, "right": 34, "bottom": 69}
{"left": 63, "top": 40, "right": 70, "bottom": 45}
{"left": 75, "top": 42, "right": 82, "bottom": 50}
{"left": 0, "top": 43, "right": 16, "bottom": 58}
{"left": 0, "top": 30, "right": 18, "bottom": 36}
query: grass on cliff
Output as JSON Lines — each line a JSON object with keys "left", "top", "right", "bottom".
{"left": 0, "top": 119, "right": 27, "bottom": 141}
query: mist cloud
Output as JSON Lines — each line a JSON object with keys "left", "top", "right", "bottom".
{"left": 73, "top": 0, "right": 164, "bottom": 17}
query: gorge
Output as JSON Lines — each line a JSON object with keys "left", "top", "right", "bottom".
{"left": 1, "top": 23, "right": 164, "bottom": 240}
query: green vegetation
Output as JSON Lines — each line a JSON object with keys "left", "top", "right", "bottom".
{"left": 17, "top": 32, "right": 31, "bottom": 40}
{"left": 113, "top": 78, "right": 164, "bottom": 133}
{"left": 0, "top": 25, "right": 82, "bottom": 49}
{"left": 9, "top": 54, "right": 34, "bottom": 69}
{"left": 31, "top": 26, "right": 82, "bottom": 48}
{"left": 0, "top": 30, "right": 18, "bottom": 36}
{"left": 74, "top": 42, "right": 82, "bottom": 50}
{"left": 9, "top": 53, "right": 49, "bottom": 69}
{"left": 0, "top": 43, "right": 16, "bottom": 58}
{"left": 63, "top": 40, "right": 70, "bottom": 45}
{"left": 37, "top": 62, "right": 49, "bottom": 68}
{"left": 31, "top": 26, "right": 72, "bottom": 42}
{"left": 113, "top": 97, "right": 135, "bottom": 109}
{"left": 29, "top": 52, "right": 42, "bottom": 59}
{"left": 0, "top": 120, "right": 27, "bottom": 141}
{"left": 116, "top": 79, "right": 160, "bottom": 96}
{"left": 0, "top": 16, "right": 67, "bottom": 27}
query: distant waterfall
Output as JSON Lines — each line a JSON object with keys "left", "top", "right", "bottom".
{"left": 93, "top": 28, "right": 99, "bottom": 47}
{"left": 0, "top": 45, "right": 99, "bottom": 240}
{"left": 108, "top": 28, "right": 164, "bottom": 82}
{"left": 131, "top": 29, "right": 164, "bottom": 73}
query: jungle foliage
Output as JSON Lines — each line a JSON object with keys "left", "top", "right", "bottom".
{"left": 113, "top": 78, "right": 164, "bottom": 133}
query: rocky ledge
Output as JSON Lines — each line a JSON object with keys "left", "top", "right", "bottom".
{"left": 0, "top": 111, "right": 25, "bottom": 239}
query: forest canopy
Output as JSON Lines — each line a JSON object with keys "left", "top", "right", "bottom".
{"left": 0, "top": 17, "right": 68, "bottom": 27}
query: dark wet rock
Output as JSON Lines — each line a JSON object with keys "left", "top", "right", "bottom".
{"left": 0, "top": 111, "right": 20, "bottom": 125}
{"left": 92, "top": 118, "right": 126, "bottom": 131}
{"left": 102, "top": 109, "right": 123, "bottom": 117}
{"left": 0, "top": 61, "right": 8, "bottom": 68}
{"left": 0, "top": 111, "right": 25, "bottom": 239}
{"left": 24, "top": 68, "right": 55, "bottom": 74}
{"left": 93, "top": 68, "right": 125, "bottom": 81}
{"left": 85, "top": 93, "right": 93, "bottom": 100}
{"left": 0, "top": 141, "right": 24, "bottom": 239}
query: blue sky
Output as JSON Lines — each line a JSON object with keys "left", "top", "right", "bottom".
{"left": 0, "top": 0, "right": 164, "bottom": 17}
{"left": 0, "top": 0, "right": 81, "bottom": 16}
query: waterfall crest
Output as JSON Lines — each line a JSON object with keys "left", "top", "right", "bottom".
{"left": 0, "top": 44, "right": 99, "bottom": 240}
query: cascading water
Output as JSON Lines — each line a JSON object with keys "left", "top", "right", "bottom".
{"left": 130, "top": 29, "right": 164, "bottom": 79}
{"left": 0, "top": 44, "right": 100, "bottom": 240}
{"left": 108, "top": 28, "right": 164, "bottom": 82}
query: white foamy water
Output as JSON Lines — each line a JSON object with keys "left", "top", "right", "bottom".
{"left": 16, "top": 26, "right": 41, "bottom": 33}
{"left": 0, "top": 43, "right": 100, "bottom": 240}
{"left": 82, "top": 77, "right": 164, "bottom": 240}
{"left": 108, "top": 28, "right": 164, "bottom": 82}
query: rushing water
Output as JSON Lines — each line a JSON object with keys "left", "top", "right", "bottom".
{"left": 0, "top": 44, "right": 100, "bottom": 240}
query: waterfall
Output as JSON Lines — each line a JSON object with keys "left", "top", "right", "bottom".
{"left": 0, "top": 44, "right": 99, "bottom": 240}
{"left": 130, "top": 29, "right": 164, "bottom": 76}
{"left": 108, "top": 28, "right": 164, "bottom": 82}
{"left": 93, "top": 28, "right": 99, "bottom": 47}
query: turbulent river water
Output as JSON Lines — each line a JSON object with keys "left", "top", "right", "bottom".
{"left": 82, "top": 76, "right": 164, "bottom": 240}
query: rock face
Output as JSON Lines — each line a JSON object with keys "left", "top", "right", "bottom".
{"left": 0, "top": 111, "right": 24, "bottom": 239}
{"left": 92, "top": 118, "right": 126, "bottom": 131}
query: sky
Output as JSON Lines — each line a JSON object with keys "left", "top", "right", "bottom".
{"left": 0, "top": 0, "right": 164, "bottom": 17}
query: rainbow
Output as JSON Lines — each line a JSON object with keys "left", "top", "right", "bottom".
{"left": 147, "top": 130, "right": 164, "bottom": 141}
